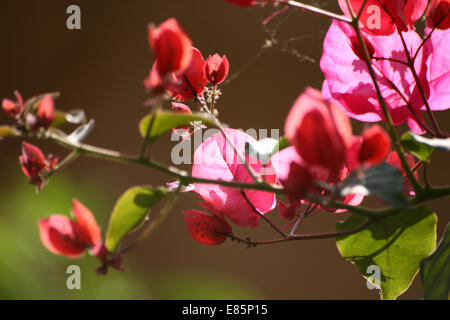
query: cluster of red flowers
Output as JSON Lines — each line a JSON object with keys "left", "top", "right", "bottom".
{"left": 144, "top": 18, "right": 229, "bottom": 103}
{"left": 38, "top": 200, "right": 122, "bottom": 275}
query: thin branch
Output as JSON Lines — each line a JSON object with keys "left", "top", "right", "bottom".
{"left": 279, "top": 0, "right": 352, "bottom": 23}
{"left": 240, "top": 190, "right": 288, "bottom": 238}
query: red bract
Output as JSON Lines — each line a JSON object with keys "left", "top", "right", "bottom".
{"left": 205, "top": 54, "right": 230, "bottom": 85}
{"left": 38, "top": 199, "right": 101, "bottom": 258}
{"left": 36, "top": 94, "right": 55, "bottom": 129}
{"left": 358, "top": 125, "right": 391, "bottom": 165}
{"left": 192, "top": 129, "right": 276, "bottom": 227}
{"left": 183, "top": 209, "right": 232, "bottom": 245}
{"left": 284, "top": 87, "right": 352, "bottom": 173}
{"left": 338, "top": 0, "right": 428, "bottom": 35}
{"left": 166, "top": 47, "right": 208, "bottom": 101}
{"left": 321, "top": 20, "right": 431, "bottom": 133}
{"left": 427, "top": 0, "right": 450, "bottom": 30}
{"left": 279, "top": 202, "right": 296, "bottom": 221}
{"left": 2, "top": 91, "right": 23, "bottom": 118}
{"left": 148, "top": 18, "right": 193, "bottom": 76}
{"left": 222, "top": 0, "right": 256, "bottom": 7}
{"left": 171, "top": 102, "right": 192, "bottom": 114}
{"left": 20, "top": 142, "right": 49, "bottom": 191}
{"left": 144, "top": 62, "right": 164, "bottom": 94}
{"left": 271, "top": 146, "right": 326, "bottom": 202}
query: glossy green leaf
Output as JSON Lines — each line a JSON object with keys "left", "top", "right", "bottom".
{"left": 336, "top": 206, "right": 437, "bottom": 300}
{"left": 420, "top": 223, "right": 450, "bottom": 300}
{"left": 338, "top": 163, "right": 407, "bottom": 207}
{"left": 139, "top": 111, "right": 216, "bottom": 141}
{"left": 401, "top": 132, "right": 435, "bottom": 161}
{"left": 105, "top": 186, "right": 168, "bottom": 252}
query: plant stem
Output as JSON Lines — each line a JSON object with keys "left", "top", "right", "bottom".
{"left": 278, "top": 0, "right": 352, "bottom": 23}
{"left": 229, "top": 218, "right": 371, "bottom": 246}
{"left": 349, "top": 15, "right": 423, "bottom": 194}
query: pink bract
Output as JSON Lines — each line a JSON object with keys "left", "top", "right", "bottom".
{"left": 192, "top": 128, "right": 276, "bottom": 227}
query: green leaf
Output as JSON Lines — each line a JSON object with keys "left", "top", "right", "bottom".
{"left": 105, "top": 186, "right": 168, "bottom": 252}
{"left": 338, "top": 163, "right": 407, "bottom": 207}
{"left": 401, "top": 132, "right": 435, "bottom": 161}
{"left": 0, "top": 126, "right": 20, "bottom": 140}
{"left": 270, "top": 137, "right": 290, "bottom": 156}
{"left": 336, "top": 206, "right": 437, "bottom": 300}
{"left": 139, "top": 111, "right": 216, "bottom": 141}
{"left": 420, "top": 223, "right": 450, "bottom": 300}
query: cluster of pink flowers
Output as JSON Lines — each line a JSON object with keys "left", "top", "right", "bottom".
{"left": 321, "top": 0, "right": 450, "bottom": 134}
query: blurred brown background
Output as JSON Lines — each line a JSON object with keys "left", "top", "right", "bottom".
{"left": 0, "top": 0, "right": 449, "bottom": 299}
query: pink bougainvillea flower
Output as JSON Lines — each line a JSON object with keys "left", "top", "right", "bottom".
{"left": 427, "top": 0, "right": 450, "bottom": 30}
{"left": 222, "top": 0, "right": 256, "bottom": 7}
{"left": 358, "top": 125, "right": 391, "bottom": 165}
{"left": 321, "top": 20, "right": 430, "bottom": 133}
{"left": 148, "top": 18, "right": 193, "bottom": 76}
{"left": 424, "top": 28, "right": 450, "bottom": 111}
{"left": 192, "top": 128, "right": 276, "bottom": 228}
{"left": 92, "top": 243, "right": 123, "bottom": 275}
{"left": 20, "top": 142, "right": 58, "bottom": 191}
{"left": 183, "top": 209, "right": 232, "bottom": 245}
{"left": 2, "top": 91, "right": 23, "bottom": 118}
{"left": 166, "top": 47, "right": 208, "bottom": 101}
{"left": 205, "top": 54, "right": 230, "bottom": 85}
{"left": 284, "top": 87, "right": 353, "bottom": 174}
{"left": 338, "top": 0, "right": 428, "bottom": 35}
{"left": 38, "top": 199, "right": 101, "bottom": 258}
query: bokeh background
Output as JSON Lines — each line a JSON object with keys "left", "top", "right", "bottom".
{"left": 0, "top": 0, "right": 449, "bottom": 299}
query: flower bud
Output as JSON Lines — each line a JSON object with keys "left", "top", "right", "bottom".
{"left": 205, "top": 54, "right": 230, "bottom": 85}
{"left": 148, "top": 18, "right": 193, "bottom": 76}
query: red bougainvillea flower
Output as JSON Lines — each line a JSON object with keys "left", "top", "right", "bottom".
{"left": 171, "top": 102, "right": 192, "bottom": 132}
{"left": 338, "top": 0, "right": 428, "bottom": 35}
{"left": 38, "top": 199, "right": 101, "bottom": 258}
{"left": 144, "top": 62, "right": 164, "bottom": 94}
{"left": 183, "top": 209, "right": 232, "bottom": 245}
{"left": 148, "top": 18, "right": 193, "bottom": 76}
{"left": 92, "top": 243, "right": 123, "bottom": 275}
{"left": 321, "top": 20, "right": 431, "bottom": 134}
{"left": 222, "top": 0, "right": 256, "bottom": 7}
{"left": 20, "top": 142, "right": 59, "bottom": 191}
{"left": 278, "top": 201, "right": 297, "bottom": 221}
{"left": 166, "top": 47, "right": 208, "bottom": 101}
{"left": 192, "top": 128, "right": 276, "bottom": 227}
{"left": 171, "top": 102, "right": 192, "bottom": 114}
{"left": 30, "top": 94, "right": 55, "bottom": 130}
{"left": 358, "top": 125, "right": 391, "bottom": 165}
{"left": 427, "top": 0, "right": 450, "bottom": 30}
{"left": 2, "top": 91, "right": 23, "bottom": 118}
{"left": 205, "top": 54, "right": 230, "bottom": 85}
{"left": 284, "top": 87, "right": 352, "bottom": 174}
{"left": 424, "top": 28, "right": 450, "bottom": 111}
{"left": 271, "top": 145, "right": 364, "bottom": 212}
